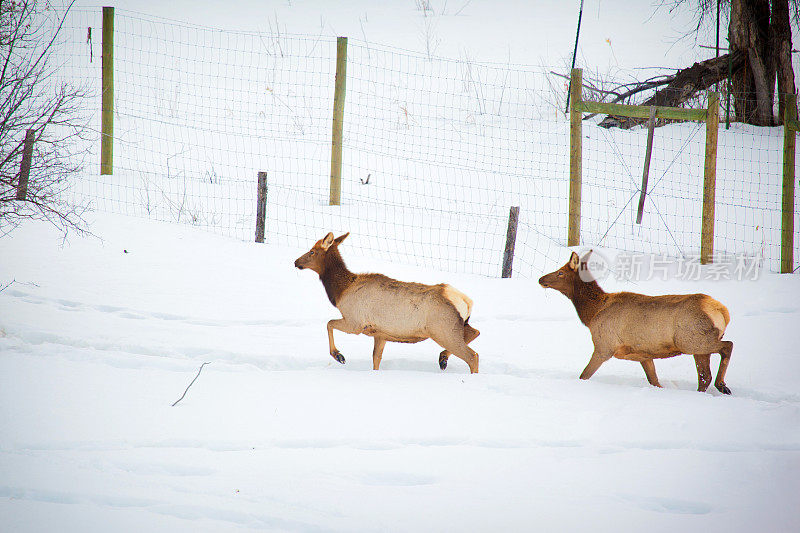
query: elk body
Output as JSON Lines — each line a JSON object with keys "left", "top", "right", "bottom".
{"left": 294, "top": 232, "right": 480, "bottom": 373}
{"left": 539, "top": 251, "right": 733, "bottom": 394}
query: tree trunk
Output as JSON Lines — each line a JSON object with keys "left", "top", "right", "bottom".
{"left": 729, "top": 0, "right": 774, "bottom": 126}
{"left": 771, "top": 0, "right": 796, "bottom": 123}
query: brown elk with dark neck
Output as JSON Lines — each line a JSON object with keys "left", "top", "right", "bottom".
{"left": 539, "top": 251, "right": 733, "bottom": 394}
{"left": 294, "top": 232, "right": 480, "bottom": 373}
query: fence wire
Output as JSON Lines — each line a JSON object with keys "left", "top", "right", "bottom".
{"left": 580, "top": 86, "right": 798, "bottom": 272}
{"left": 52, "top": 8, "right": 798, "bottom": 276}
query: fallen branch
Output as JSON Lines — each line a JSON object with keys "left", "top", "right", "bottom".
{"left": 549, "top": 70, "right": 673, "bottom": 120}
{"left": 172, "top": 362, "right": 211, "bottom": 406}
{"left": 550, "top": 70, "right": 672, "bottom": 100}
{"left": 599, "top": 51, "right": 745, "bottom": 128}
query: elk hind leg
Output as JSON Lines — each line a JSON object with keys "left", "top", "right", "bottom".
{"left": 439, "top": 323, "right": 480, "bottom": 370}
{"left": 693, "top": 354, "right": 712, "bottom": 392}
{"left": 434, "top": 331, "right": 479, "bottom": 374}
{"left": 714, "top": 341, "right": 733, "bottom": 395}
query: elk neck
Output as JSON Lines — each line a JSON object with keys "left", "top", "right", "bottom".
{"left": 319, "top": 247, "right": 356, "bottom": 306}
{"left": 569, "top": 276, "right": 607, "bottom": 327}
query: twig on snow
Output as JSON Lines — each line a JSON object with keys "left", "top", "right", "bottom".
{"left": 0, "top": 279, "right": 16, "bottom": 293}
{"left": 172, "top": 362, "right": 211, "bottom": 406}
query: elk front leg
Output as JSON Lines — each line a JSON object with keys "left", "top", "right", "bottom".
{"left": 327, "top": 318, "right": 359, "bottom": 364}
{"left": 640, "top": 359, "right": 662, "bottom": 388}
{"left": 372, "top": 337, "right": 387, "bottom": 370}
{"left": 580, "top": 349, "right": 612, "bottom": 380}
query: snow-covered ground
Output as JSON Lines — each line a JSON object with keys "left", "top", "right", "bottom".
{"left": 1, "top": 213, "right": 799, "bottom": 531}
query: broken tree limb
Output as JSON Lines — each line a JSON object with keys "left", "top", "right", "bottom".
{"left": 550, "top": 70, "right": 672, "bottom": 112}
{"left": 599, "top": 51, "right": 745, "bottom": 129}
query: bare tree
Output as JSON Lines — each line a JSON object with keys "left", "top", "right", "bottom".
{"left": 580, "top": 1, "right": 798, "bottom": 128}
{"left": 1, "top": 0, "right": 92, "bottom": 237}
{"left": 663, "top": 0, "right": 797, "bottom": 126}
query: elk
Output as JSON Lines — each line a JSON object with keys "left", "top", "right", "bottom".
{"left": 294, "top": 232, "right": 480, "bottom": 373}
{"left": 539, "top": 251, "right": 733, "bottom": 394}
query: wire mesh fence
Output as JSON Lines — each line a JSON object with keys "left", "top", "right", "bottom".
{"left": 579, "top": 85, "right": 797, "bottom": 273}
{"left": 50, "top": 8, "right": 798, "bottom": 277}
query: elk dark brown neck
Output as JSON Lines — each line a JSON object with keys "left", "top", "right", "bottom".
{"left": 569, "top": 277, "right": 607, "bottom": 326}
{"left": 319, "top": 247, "right": 356, "bottom": 306}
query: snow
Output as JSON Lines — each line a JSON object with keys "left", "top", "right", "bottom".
{"left": 3, "top": 1, "right": 800, "bottom": 531}
{"left": 2, "top": 213, "right": 799, "bottom": 532}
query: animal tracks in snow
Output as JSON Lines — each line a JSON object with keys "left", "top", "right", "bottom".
{"left": 3, "top": 288, "right": 308, "bottom": 329}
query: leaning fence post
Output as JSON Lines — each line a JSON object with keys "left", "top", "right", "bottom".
{"left": 502, "top": 206, "right": 520, "bottom": 278}
{"left": 16, "top": 129, "right": 34, "bottom": 201}
{"left": 781, "top": 93, "right": 797, "bottom": 274}
{"left": 329, "top": 36, "right": 347, "bottom": 206}
{"left": 701, "top": 92, "right": 719, "bottom": 265}
{"left": 101, "top": 6, "right": 114, "bottom": 175}
{"left": 255, "top": 171, "right": 268, "bottom": 243}
{"left": 568, "top": 68, "right": 582, "bottom": 247}
{"left": 636, "top": 106, "right": 657, "bottom": 224}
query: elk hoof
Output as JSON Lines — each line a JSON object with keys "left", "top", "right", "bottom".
{"left": 439, "top": 353, "right": 448, "bottom": 370}
{"left": 331, "top": 351, "right": 346, "bottom": 364}
{"left": 716, "top": 383, "right": 731, "bottom": 395}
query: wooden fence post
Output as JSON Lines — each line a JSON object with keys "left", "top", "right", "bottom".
{"left": 781, "top": 93, "right": 797, "bottom": 273}
{"left": 701, "top": 91, "right": 719, "bottom": 265}
{"left": 568, "top": 68, "right": 582, "bottom": 247}
{"left": 255, "top": 171, "right": 268, "bottom": 243}
{"left": 636, "top": 106, "right": 657, "bottom": 224}
{"left": 502, "top": 206, "right": 520, "bottom": 278}
{"left": 101, "top": 6, "right": 114, "bottom": 175}
{"left": 329, "top": 36, "right": 347, "bottom": 206}
{"left": 16, "top": 129, "right": 35, "bottom": 201}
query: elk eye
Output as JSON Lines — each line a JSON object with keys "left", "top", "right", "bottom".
{"left": 557, "top": 272, "right": 564, "bottom": 278}
{"left": 309, "top": 251, "right": 315, "bottom": 256}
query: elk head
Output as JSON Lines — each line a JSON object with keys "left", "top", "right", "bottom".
{"left": 538, "top": 250, "right": 593, "bottom": 299}
{"left": 294, "top": 232, "right": 349, "bottom": 275}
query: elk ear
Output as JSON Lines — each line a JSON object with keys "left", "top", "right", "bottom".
{"left": 581, "top": 249, "right": 593, "bottom": 266}
{"left": 568, "top": 251, "right": 580, "bottom": 271}
{"left": 320, "top": 232, "right": 335, "bottom": 250}
{"left": 334, "top": 232, "right": 350, "bottom": 246}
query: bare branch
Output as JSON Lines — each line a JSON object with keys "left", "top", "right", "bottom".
{"left": 0, "top": 278, "right": 15, "bottom": 293}
{"left": 1, "top": 0, "right": 92, "bottom": 238}
{"left": 172, "top": 362, "right": 212, "bottom": 407}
